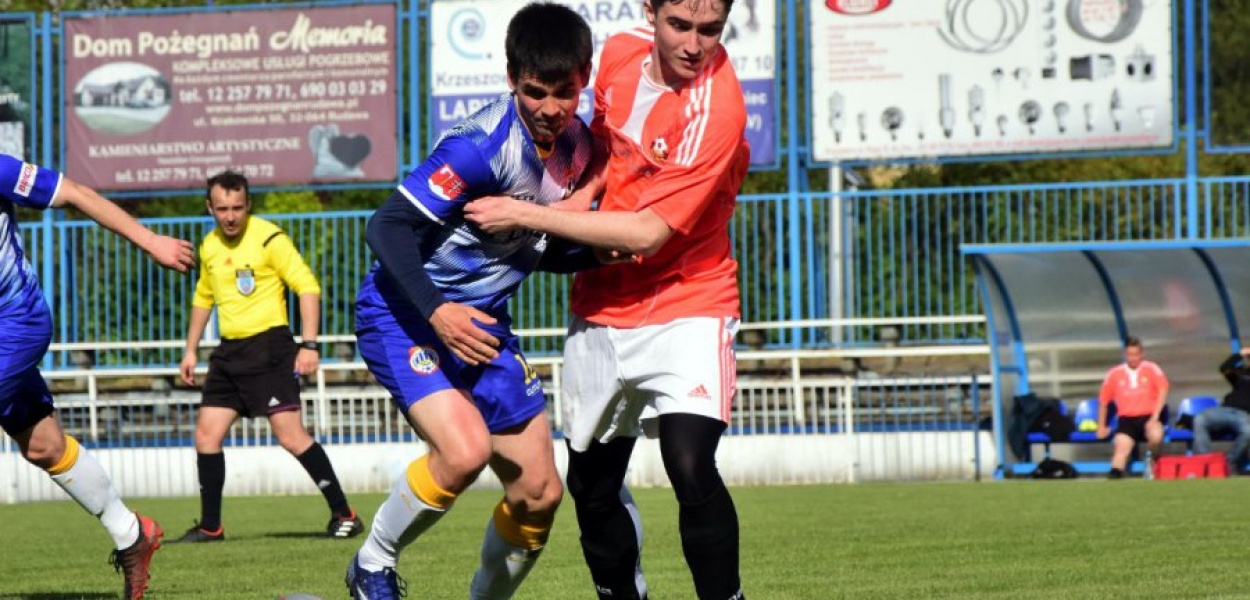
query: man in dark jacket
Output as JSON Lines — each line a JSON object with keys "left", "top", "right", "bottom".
{"left": 1194, "top": 347, "right": 1250, "bottom": 474}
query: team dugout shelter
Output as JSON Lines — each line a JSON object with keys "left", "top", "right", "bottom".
{"left": 963, "top": 240, "right": 1250, "bottom": 478}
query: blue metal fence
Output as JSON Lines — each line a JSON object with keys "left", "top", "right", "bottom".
{"left": 14, "top": 173, "right": 1248, "bottom": 369}
{"left": 841, "top": 178, "right": 1189, "bottom": 345}
{"left": 6, "top": 0, "right": 1250, "bottom": 368}
{"left": 1201, "top": 177, "right": 1250, "bottom": 238}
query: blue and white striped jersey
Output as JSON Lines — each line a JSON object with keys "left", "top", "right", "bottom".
{"left": 0, "top": 154, "right": 58, "bottom": 318}
{"left": 364, "top": 93, "right": 593, "bottom": 325}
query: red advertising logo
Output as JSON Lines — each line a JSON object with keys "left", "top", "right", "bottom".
{"left": 13, "top": 163, "right": 36, "bottom": 198}
{"left": 427, "top": 164, "right": 467, "bottom": 201}
{"left": 825, "top": 0, "right": 892, "bottom": 15}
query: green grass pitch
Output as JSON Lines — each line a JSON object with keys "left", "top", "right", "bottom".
{"left": 2, "top": 480, "right": 1248, "bottom": 600}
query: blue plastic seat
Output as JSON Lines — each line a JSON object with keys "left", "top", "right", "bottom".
{"left": 1168, "top": 395, "right": 1222, "bottom": 445}
{"left": 1070, "top": 398, "right": 1115, "bottom": 442}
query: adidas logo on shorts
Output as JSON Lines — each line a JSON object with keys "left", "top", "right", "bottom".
{"left": 688, "top": 384, "right": 711, "bottom": 400}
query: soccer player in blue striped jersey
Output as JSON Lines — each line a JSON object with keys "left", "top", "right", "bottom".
{"left": 346, "top": 4, "right": 604, "bottom": 600}
{"left": 0, "top": 154, "right": 194, "bottom": 599}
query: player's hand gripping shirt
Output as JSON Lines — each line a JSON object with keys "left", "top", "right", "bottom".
{"left": 360, "top": 93, "right": 593, "bottom": 329}
{"left": 571, "top": 29, "right": 751, "bottom": 328}
{"left": 192, "top": 215, "right": 321, "bottom": 339}
{"left": 0, "top": 155, "right": 59, "bottom": 321}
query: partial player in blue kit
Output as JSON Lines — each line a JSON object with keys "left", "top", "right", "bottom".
{"left": 0, "top": 154, "right": 194, "bottom": 599}
{"left": 346, "top": 4, "right": 612, "bottom": 600}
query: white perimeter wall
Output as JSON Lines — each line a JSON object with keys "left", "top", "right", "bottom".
{"left": 1, "top": 433, "right": 996, "bottom": 504}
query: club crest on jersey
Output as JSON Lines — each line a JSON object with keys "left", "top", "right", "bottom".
{"left": 235, "top": 269, "right": 255, "bottom": 296}
{"left": 408, "top": 345, "right": 440, "bottom": 375}
{"left": 428, "top": 164, "right": 467, "bottom": 201}
{"left": 13, "top": 162, "right": 36, "bottom": 198}
{"left": 650, "top": 137, "right": 670, "bottom": 162}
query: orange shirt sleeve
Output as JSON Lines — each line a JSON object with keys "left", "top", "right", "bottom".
{"left": 1099, "top": 370, "right": 1115, "bottom": 404}
{"left": 1152, "top": 363, "right": 1170, "bottom": 392}
{"left": 591, "top": 35, "right": 631, "bottom": 138}
{"left": 590, "top": 64, "right": 610, "bottom": 138}
{"left": 641, "top": 105, "right": 748, "bottom": 235}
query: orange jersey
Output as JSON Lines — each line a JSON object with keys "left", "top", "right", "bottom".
{"left": 1099, "top": 360, "right": 1169, "bottom": 417}
{"left": 571, "top": 29, "right": 751, "bottom": 328}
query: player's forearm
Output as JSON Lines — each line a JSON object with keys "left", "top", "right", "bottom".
{"left": 1097, "top": 403, "right": 1108, "bottom": 428}
{"left": 184, "top": 305, "right": 213, "bottom": 354}
{"left": 298, "top": 293, "right": 320, "bottom": 342}
{"left": 1155, "top": 391, "right": 1168, "bottom": 419}
{"left": 521, "top": 204, "right": 671, "bottom": 257}
{"left": 56, "top": 179, "right": 158, "bottom": 253}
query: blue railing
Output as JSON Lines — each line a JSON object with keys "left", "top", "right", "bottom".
{"left": 6, "top": 0, "right": 1250, "bottom": 369}
{"left": 18, "top": 175, "right": 1250, "bottom": 370}
{"left": 1201, "top": 177, "right": 1250, "bottom": 238}
{"left": 840, "top": 178, "right": 1188, "bottom": 345}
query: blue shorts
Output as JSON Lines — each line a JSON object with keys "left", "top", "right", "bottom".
{"left": 0, "top": 307, "right": 54, "bottom": 436}
{"left": 356, "top": 275, "right": 545, "bottom": 433}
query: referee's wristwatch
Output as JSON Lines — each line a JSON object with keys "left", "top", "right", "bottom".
{"left": 299, "top": 340, "right": 320, "bottom": 353}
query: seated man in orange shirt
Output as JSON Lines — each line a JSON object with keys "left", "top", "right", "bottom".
{"left": 1096, "top": 336, "right": 1169, "bottom": 478}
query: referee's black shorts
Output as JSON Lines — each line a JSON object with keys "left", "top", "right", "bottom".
{"left": 201, "top": 326, "right": 301, "bottom": 418}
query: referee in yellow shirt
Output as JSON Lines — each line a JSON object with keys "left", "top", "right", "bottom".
{"left": 174, "top": 170, "right": 362, "bottom": 542}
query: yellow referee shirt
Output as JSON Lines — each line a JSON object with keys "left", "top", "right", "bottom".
{"left": 192, "top": 216, "right": 321, "bottom": 339}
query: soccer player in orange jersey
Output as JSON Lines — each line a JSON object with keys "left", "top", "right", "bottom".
{"left": 465, "top": 1, "right": 750, "bottom": 598}
{"left": 1097, "top": 336, "right": 1169, "bottom": 478}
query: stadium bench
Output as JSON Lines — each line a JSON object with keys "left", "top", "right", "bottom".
{"left": 1163, "top": 395, "right": 1219, "bottom": 447}
{"left": 1015, "top": 398, "right": 1182, "bottom": 476}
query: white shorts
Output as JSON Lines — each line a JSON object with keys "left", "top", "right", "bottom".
{"left": 561, "top": 316, "right": 738, "bottom": 452}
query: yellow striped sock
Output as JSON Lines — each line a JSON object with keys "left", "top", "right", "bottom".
{"left": 406, "top": 455, "right": 457, "bottom": 509}
{"left": 46, "top": 436, "right": 81, "bottom": 476}
{"left": 492, "top": 500, "right": 552, "bottom": 551}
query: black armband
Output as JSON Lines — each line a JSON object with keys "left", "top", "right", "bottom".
{"left": 537, "top": 236, "right": 604, "bottom": 274}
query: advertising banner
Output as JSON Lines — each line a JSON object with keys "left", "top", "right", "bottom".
{"left": 64, "top": 4, "right": 398, "bottom": 191}
{"left": 0, "top": 17, "right": 34, "bottom": 160}
{"left": 429, "top": 0, "right": 777, "bottom": 165}
{"left": 810, "top": 0, "right": 1175, "bottom": 162}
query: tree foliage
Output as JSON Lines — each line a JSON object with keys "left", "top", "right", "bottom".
{"left": 6, "top": 0, "right": 1250, "bottom": 349}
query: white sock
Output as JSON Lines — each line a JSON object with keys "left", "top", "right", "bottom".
{"left": 357, "top": 456, "right": 454, "bottom": 572}
{"left": 469, "top": 507, "right": 546, "bottom": 600}
{"left": 48, "top": 438, "right": 139, "bottom": 549}
{"left": 621, "top": 486, "right": 648, "bottom": 598}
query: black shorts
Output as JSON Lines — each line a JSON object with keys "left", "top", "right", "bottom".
{"left": 201, "top": 326, "right": 301, "bottom": 418}
{"left": 1115, "top": 415, "right": 1155, "bottom": 442}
